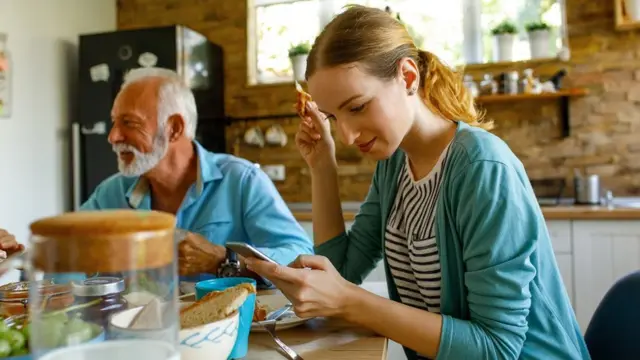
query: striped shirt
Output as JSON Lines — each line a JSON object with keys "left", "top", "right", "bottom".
{"left": 384, "top": 143, "right": 451, "bottom": 319}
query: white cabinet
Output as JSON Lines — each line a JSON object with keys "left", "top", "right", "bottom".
{"left": 299, "top": 221, "right": 313, "bottom": 240}
{"left": 572, "top": 220, "right": 640, "bottom": 333}
{"left": 546, "top": 220, "right": 574, "bottom": 307}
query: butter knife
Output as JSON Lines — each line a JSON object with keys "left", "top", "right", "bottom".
{"left": 266, "top": 303, "right": 293, "bottom": 322}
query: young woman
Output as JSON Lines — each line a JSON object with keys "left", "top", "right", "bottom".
{"left": 245, "top": 5, "right": 589, "bottom": 360}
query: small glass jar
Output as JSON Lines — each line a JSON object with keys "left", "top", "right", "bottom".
{"left": 71, "top": 277, "right": 127, "bottom": 327}
{"left": 505, "top": 71, "right": 520, "bottom": 95}
{"left": 479, "top": 73, "right": 497, "bottom": 95}
{"left": 26, "top": 210, "right": 179, "bottom": 360}
{"left": 463, "top": 75, "right": 479, "bottom": 98}
{"left": 0, "top": 281, "right": 73, "bottom": 317}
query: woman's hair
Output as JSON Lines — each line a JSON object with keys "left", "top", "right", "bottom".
{"left": 305, "top": 5, "right": 492, "bottom": 130}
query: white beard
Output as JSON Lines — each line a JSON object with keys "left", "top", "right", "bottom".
{"left": 112, "top": 131, "right": 169, "bottom": 177}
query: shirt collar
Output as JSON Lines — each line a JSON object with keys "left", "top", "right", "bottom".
{"left": 125, "top": 141, "right": 223, "bottom": 209}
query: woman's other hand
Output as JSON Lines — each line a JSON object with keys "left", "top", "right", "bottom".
{"left": 295, "top": 102, "right": 337, "bottom": 170}
{"left": 0, "top": 229, "right": 23, "bottom": 259}
{"left": 245, "top": 255, "right": 356, "bottom": 318}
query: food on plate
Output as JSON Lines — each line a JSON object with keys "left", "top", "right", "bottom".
{"left": 0, "top": 312, "right": 101, "bottom": 358}
{"left": 0, "top": 317, "right": 28, "bottom": 357}
{"left": 252, "top": 301, "right": 269, "bottom": 322}
{"left": 180, "top": 283, "right": 255, "bottom": 329}
{"left": 129, "top": 297, "right": 164, "bottom": 329}
{"left": 295, "top": 81, "right": 313, "bottom": 116}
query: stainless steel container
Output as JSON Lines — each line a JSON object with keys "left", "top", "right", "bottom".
{"left": 574, "top": 174, "right": 601, "bottom": 205}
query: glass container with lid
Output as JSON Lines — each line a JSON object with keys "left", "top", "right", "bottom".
{"left": 26, "top": 210, "right": 179, "bottom": 360}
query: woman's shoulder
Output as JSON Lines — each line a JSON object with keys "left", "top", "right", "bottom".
{"left": 447, "top": 123, "right": 524, "bottom": 175}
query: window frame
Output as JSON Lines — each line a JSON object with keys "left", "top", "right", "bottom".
{"left": 247, "top": 0, "right": 568, "bottom": 85}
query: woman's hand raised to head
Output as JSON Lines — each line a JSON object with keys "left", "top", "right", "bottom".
{"left": 295, "top": 101, "right": 337, "bottom": 170}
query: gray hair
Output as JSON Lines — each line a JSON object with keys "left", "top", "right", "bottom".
{"left": 122, "top": 67, "right": 198, "bottom": 139}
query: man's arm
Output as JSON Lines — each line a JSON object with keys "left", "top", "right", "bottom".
{"left": 240, "top": 167, "right": 314, "bottom": 266}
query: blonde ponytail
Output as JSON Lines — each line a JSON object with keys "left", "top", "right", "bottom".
{"left": 417, "top": 50, "right": 493, "bottom": 130}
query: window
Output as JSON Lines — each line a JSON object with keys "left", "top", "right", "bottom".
{"left": 248, "top": 0, "right": 565, "bottom": 84}
{"left": 478, "top": 0, "right": 565, "bottom": 63}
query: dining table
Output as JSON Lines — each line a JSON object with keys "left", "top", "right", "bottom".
{"left": 246, "top": 284, "right": 389, "bottom": 360}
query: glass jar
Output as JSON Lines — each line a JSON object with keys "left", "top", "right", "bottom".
{"left": 26, "top": 210, "right": 179, "bottom": 360}
{"left": 479, "top": 73, "right": 497, "bottom": 95}
{"left": 70, "top": 277, "right": 127, "bottom": 327}
{"left": 0, "top": 280, "right": 73, "bottom": 317}
{"left": 504, "top": 71, "right": 520, "bottom": 95}
{"left": 463, "top": 75, "right": 479, "bottom": 98}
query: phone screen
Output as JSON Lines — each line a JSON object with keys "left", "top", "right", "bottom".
{"left": 225, "top": 242, "right": 278, "bottom": 264}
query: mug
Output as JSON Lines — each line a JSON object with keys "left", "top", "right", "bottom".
{"left": 195, "top": 277, "right": 257, "bottom": 359}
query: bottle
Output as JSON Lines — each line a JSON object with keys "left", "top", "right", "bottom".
{"left": 463, "top": 75, "right": 479, "bottom": 98}
{"left": 479, "top": 73, "right": 497, "bottom": 95}
{"left": 0, "top": 33, "right": 10, "bottom": 118}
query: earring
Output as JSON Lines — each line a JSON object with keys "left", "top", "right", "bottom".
{"left": 407, "top": 86, "right": 418, "bottom": 96}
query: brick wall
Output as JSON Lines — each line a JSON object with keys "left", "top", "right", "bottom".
{"left": 117, "top": 0, "right": 640, "bottom": 202}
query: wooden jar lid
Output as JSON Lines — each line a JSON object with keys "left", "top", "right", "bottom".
{"left": 30, "top": 210, "right": 177, "bottom": 273}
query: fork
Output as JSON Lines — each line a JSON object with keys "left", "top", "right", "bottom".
{"left": 260, "top": 319, "right": 304, "bottom": 360}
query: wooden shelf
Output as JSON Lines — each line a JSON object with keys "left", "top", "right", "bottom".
{"left": 475, "top": 88, "right": 589, "bottom": 138}
{"left": 476, "top": 88, "right": 588, "bottom": 104}
{"left": 615, "top": 0, "right": 640, "bottom": 31}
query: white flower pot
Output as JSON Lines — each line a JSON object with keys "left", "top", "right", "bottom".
{"left": 627, "top": 0, "right": 640, "bottom": 21}
{"left": 290, "top": 54, "right": 308, "bottom": 82}
{"left": 528, "top": 29, "right": 552, "bottom": 59}
{"left": 493, "top": 34, "right": 515, "bottom": 62}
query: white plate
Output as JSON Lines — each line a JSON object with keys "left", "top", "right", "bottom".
{"left": 251, "top": 293, "right": 311, "bottom": 332}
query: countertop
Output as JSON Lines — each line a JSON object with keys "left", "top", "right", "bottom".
{"left": 289, "top": 200, "right": 640, "bottom": 221}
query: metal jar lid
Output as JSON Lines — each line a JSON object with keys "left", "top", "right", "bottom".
{"left": 71, "top": 277, "right": 125, "bottom": 297}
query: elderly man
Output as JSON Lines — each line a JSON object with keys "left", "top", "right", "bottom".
{"left": 76, "top": 67, "right": 312, "bottom": 287}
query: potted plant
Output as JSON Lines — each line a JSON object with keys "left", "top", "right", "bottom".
{"left": 525, "top": 21, "right": 553, "bottom": 59}
{"left": 491, "top": 20, "right": 518, "bottom": 62}
{"left": 288, "top": 42, "right": 311, "bottom": 82}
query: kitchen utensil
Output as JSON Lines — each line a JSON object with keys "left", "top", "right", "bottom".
{"left": 266, "top": 303, "right": 293, "bottom": 321}
{"left": 261, "top": 319, "right": 304, "bottom": 360}
{"left": 574, "top": 173, "right": 601, "bottom": 205}
{"left": 265, "top": 124, "right": 288, "bottom": 147}
{"left": 251, "top": 293, "right": 310, "bottom": 332}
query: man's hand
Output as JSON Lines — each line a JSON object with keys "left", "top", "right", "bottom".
{"left": 177, "top": 232, "right": 226, "bottom": 276}
{"left": 0, "top": 229, "right": 24, "bottom": 259}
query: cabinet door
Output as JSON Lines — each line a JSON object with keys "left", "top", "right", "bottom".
{"left": 555, "top": 253, "right": 574, "bottom": 307}
{"left": 573, "top": 220, "right": 640, "bottom": 333}
{"left": 546, "top": 220, "right": 575, "bottom": 307}
{"left": 299, "top": 221, "right": 313, "bottom": 241}
{"left": 546, "top": 220, "right": 572, "bottom": 254}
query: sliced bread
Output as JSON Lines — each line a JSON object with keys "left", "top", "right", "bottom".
{"left": 180, "top": 283, "right": 256, "bottom": 329}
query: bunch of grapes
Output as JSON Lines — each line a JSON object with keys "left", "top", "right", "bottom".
{"left": 0, "top": 317, "right": 29, "bottom": 357}
{"left": 0, "top": 312, "right": 101, "bottom": 358}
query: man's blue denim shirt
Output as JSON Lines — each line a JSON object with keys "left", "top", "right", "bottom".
{"left": 52, "top": 141, "right": 313, "bottom": 284}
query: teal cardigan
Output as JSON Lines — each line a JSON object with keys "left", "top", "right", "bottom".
{"left": 316, "top": 122, "right": 590, "bottom": 360}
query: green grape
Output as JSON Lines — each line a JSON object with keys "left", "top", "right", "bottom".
{"left": 21, "top": 323, "right": 29, "bottom": 340}
{"left": 3, "top": 329, "right": 25, "bottom": 353}
{"left": 0, "top": 339, "right": 10, "bottom": 357}
{"left": 0, "top": 321, "right": 9, "bottom": 335}
{"left": 62, "top": 318, "right": 93, "bottom": 346}
{"left": 33, "top": 317, "right": 65, "bottom": 348}
{"left": 45, "top": 312, "right": 68, "bottom": 324}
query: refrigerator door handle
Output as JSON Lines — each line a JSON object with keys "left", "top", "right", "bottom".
{"left": 71, "top": 123, "right": 82, "bottom": 211}
{"left": 81, "top": 121, "right": 107, "bottom": 135}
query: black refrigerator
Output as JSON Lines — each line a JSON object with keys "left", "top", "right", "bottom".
{"left": 72, "top": 25, "right": 226, "bottom": 209}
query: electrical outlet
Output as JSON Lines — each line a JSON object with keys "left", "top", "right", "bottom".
{"left": 262, "top": 164, "right": 286, "bottom": 181}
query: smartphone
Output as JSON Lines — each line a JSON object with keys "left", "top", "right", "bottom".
{"left": 225, "top": 242, "right": 278, "bottom": 265}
